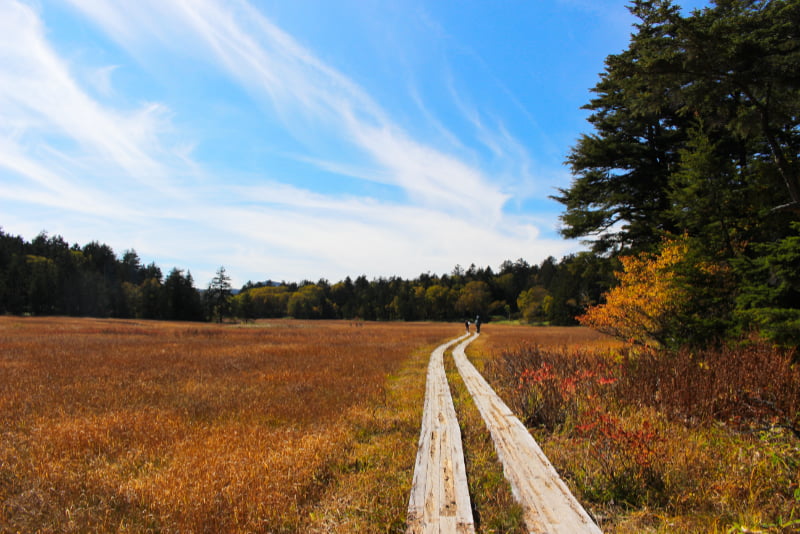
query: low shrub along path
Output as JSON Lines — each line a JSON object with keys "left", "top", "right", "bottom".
{"left": 409, "top": 332, "right": 601, "bottom": 533}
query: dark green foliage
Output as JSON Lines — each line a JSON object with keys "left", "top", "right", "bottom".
{"left": 204, "top": 266, "right": 232, "bottom": 322}
{"left": 555, "top": 0, "right": 687, "bottom": 255}
{"left": 0, "top": 226, "right": 619, "bottom": 325}
{"left": 734, "top": 223, "right": 800, "bottom": 346}
{"left": 557, "top": 0, "right": 799, "bottom": 252}
{"left": 231, "top": 254, "right": 617, "bottom": 325}
{"left": 555, "top": 0, "right": 800, "bottom": 346}
{"left": 0, "top": 228, "right": 203, "bottom": 321}
{"left": 166, "top": 269, "right": 205, "bottom": 321}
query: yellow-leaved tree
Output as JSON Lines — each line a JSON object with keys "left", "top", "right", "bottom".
{"left": 579, "top": 236, "right": 695, "bottom": 347}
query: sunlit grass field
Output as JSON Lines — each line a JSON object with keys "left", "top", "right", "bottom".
{"left": 4, "top": 318, "right": 794, "bottom": 533}
{"left": 0, "top": 317, "right": 458, "bottom": 532}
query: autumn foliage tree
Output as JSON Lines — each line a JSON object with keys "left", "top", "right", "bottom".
{"left": 579, "top": 235, "right": 732, "bottom": 348}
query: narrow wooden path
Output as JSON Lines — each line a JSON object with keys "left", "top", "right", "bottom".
{"left": 407, "top": 334, "right": 475, "bottom": 534}
{"left": 452, "top": 335, "right": 602, "bottom": 534}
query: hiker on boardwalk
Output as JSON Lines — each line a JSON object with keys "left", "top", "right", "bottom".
{"left": 465, "top": 319, "right": 470, "bottom": 333}
{"left": 475, "top": 315, "right": 482, "bottom": 334}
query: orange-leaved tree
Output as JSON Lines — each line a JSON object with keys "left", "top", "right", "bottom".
{"left": 579, "top": 236, "right": 695, "bottom": 347}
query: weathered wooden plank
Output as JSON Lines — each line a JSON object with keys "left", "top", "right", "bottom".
{"left": 452, "top": 335, "right": 602, "bottom": 534}
{"left": 407, "top": 334, "right": 475, "bottom": 534}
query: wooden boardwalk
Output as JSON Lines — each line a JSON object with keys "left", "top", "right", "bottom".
{"left": 407, "top": 334, "right": 475, "bottom": 534}
{"left": 452, "top": 335, "right": 602, "bottom": 534}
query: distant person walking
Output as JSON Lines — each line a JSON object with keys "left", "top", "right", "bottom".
{"left": 465, "top": 319, "right": 470, "bottom": 334}
{"left": 475, "top": 315, "right": 482, "bottom": 334}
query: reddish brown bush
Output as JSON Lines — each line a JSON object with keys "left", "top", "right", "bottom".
{"left": 484, "top": 335, "right": 800, "bottom": 530}
{"left": 614, "top": 342, "right": 800, "bottom": 433}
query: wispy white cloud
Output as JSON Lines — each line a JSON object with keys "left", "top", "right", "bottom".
{"left": 203, "top": 189, "right": 571, "bottom": 282}
{"left": 406, "top": 81, "right": 466, "bottom": 152}
{"left": 0, "top": 1, "right": 183, "bottom": 198}
{"left": 86, "top": 64, "right": 119, "bottom": 98}
{"left": 66, "top": 0, "right": 511, "bottom": 219}
{"left": 0, "top": 0, "right": 580, "bottom": 285}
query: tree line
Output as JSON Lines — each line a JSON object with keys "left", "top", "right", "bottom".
{"left": 0, "top": 227, "right": 616, "bottom": 325}
{"left": 0, "top": 230, "right": 205, "bottom": 321}
{"left": 234, "top": 253, "right": 616, "bottom": 324}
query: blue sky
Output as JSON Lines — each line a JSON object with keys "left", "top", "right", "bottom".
{"left": 1, "top": 0, "right": 709, "bottom": 287}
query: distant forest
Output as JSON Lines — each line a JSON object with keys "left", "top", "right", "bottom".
{"left": 0, "top": 228, "right": 616, "bottom": 325}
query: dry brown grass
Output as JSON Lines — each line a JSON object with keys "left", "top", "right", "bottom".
{"left": 480, "top": 327, "right": 800, "bottom": 533}
{"left": 473, "top": 324, "right": 623, "bottom": 356}
{"left": 0, "top": 317, "right": 459, "bottom": 533}
{"left": 302, "top": 339, "right": 433, "bottom": 533}
{"left": 17, "top": 318, "right": 782, "bottom": 534}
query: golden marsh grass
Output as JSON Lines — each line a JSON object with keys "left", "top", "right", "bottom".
{"left": 0, "top": 317, "right": 459, "bottom": 532}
